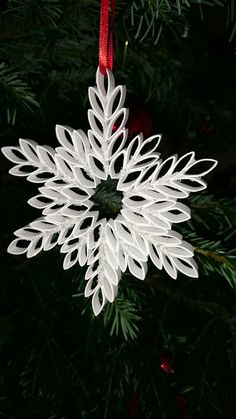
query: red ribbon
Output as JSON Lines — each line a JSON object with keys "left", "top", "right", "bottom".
{"left": 99, "top": 0, "right": 115, "bottom": 75}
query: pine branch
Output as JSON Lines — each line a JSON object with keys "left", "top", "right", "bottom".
{"left": 4, "top": 0, "right": 63, "bottom": 27}
{"left": 102, "top": 295, "right": 141, "bottom": 341}
{"left": 189, "top": 194, "right": 236, "bottom": 230}
{"left": 128, "top": 0, "right": 228, "bottom": 45}
{"left": 184, "top": 231, "right": 236, "bottom": 289}
{"left": 129, "top": 0, "right": 187, "bottom": 45}
{"left": 73, "top": 273, "right": 142, "bottom": 341}
{"left": 195, "top": 247, "right": 232, "bottom": 265}
{"left": 0, "top": 62, "right": 39, "bottom": 124}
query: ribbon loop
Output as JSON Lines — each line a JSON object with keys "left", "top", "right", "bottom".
{"left": 99, "top": 0, "right": 115, "bottom": 75}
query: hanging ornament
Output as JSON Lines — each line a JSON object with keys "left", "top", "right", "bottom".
{"left": 1, "top": 0, "right": 217, "bottom": 316}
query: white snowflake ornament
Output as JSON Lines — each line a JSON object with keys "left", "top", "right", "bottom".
{"left": 2, "top": 68, "right": 217, "bottom": 315}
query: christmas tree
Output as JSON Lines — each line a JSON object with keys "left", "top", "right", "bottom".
{"left": 0, "top": 1, "right": 236, "bottom": 418}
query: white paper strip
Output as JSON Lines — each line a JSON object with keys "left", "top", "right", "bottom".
{"left": 2, "top": 67, "right": 217, "bottom": 315}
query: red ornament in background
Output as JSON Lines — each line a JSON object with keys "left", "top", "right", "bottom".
{"left": 159, "top": 351, "right": 190, "bottom": 419}
{"left": 112, "top": 99, "right": 153, "bottom": 141}
{"left": 127, "top": 390, "right": 140, "bottom": 419}
{"left": 160, "top": 352, "right": 174, "bottom": 376}
{"left": 176, "top": 394, "right": 187, "bottom": 410}
{"left": 126, "top": 99, "right": 153, "bottom": 139}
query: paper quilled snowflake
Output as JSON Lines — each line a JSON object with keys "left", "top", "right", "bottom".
{"left": 2, "top": 68, "right": 217, "bottom": 315}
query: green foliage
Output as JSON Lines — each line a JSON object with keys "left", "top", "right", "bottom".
{"left": 102, "top": 293, "right": 141, "bottom": 341}
{"left": 5, "top": 0, "right": 62, "bottom": 26}
{"left": 182, "top": 194, "right": 236, "bottom": 288}
{"left": 193, "top": 234, "right": 236, "bottom": 288}
{"left": 0, "top": 62, "right": 39, "bottom": 124}
{"left": 129, "top": 0, "right": 187, "bottom": 44}
{"left": 128, "top": 0, "right": 235, "bottom": 44}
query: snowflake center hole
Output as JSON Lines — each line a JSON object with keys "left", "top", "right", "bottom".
{"left": 92, "top": 178, "right": 123, "bottom": 220}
